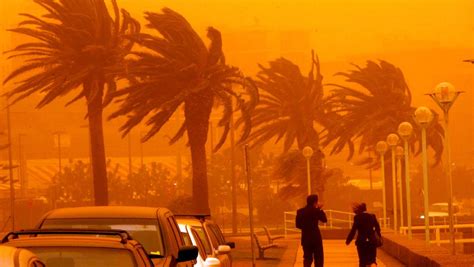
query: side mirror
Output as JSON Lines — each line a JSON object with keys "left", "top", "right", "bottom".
{"left": 216, "top": 245, "right": 231, "bottom": 255}
{"left": 226, "top": 242, "right": 236, "bottom": 249}
{"left": 203, "top": 257, "right": 221, "bottom": 267}
{"left": 177, "top": 246, "right": 198, "bottom": 262}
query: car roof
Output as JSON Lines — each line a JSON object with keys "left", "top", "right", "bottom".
{"left": 43, "top": 206, "right": 170, "bottom": 219}
{"left": 3, "top": 236, "right": 134, "bottom": 249}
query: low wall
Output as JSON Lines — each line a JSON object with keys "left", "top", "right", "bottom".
{"left": 382, "top": 233, "right": 474, "bottom": 267}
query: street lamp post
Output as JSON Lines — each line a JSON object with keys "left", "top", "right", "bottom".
{"left": 376, "top": 141, "right": 389, "bottom": 229}
{"left": 6, "top": 98, "right": 15, "bottom": 231}
{"left": 387, "top": 133, "right": 400, "bottom": 232}
{"left": 395, "top": 145, "right": 405, "bottom": 232}
{"left": 398, "top": 122, "right": 414, "bottom": 239}
{"left": 302, "top": 146, "right": 314, "bottom": 195}
{"left": 415, "top": 106, "right": 433, "bottom": 245}
{"left": 427, "top": 82, "right": 463, "bottom": 255}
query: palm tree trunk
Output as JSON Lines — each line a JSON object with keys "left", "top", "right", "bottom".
{"left": 85, "top": 80, "right": 109, "bottom": 206}
{"left": 185, "top": 92, "right": 213, "bottom": 214}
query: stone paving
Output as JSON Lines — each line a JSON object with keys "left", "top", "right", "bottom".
{"left": 227, "top": 235, "right": 405, "bottom": 267}
{"left": 294, "top": 240, "right": 406, "bottom": 267}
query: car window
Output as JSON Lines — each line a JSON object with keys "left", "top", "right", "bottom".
{"left": 26, "top": 247, "right": 137, "bottom": 267}
{"left": 41, "top": 218, "right": 164, "bottom": 256}
{"left": 167, "top": 216, "right": 184, "bottom": 246}
{"left": 181, "top": 232, "right": 193, "bottom": 246}
{"left": 206, "top": 226, "right": 220, "bottom": 248}
{"left": 190, "top": 228, "right": 206, "bottom": 260}
{"left": 209, "top": 224, "right": 226, "bottom": 245}
{"left": 194, "top": 227, "right": 212, "bottom": 255}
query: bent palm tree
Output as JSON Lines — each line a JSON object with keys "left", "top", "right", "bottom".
{"left": 247, "top": 52, "right": 335, "bottom": 196}
{"left": 110, "top": 8, "right": 257, "bottom": 213}
{"left": 323, "top": 60, "right": 444, "bottom": 221}
{"left": 323, "top": 60, "right": 444, "bottom": 161}
{"left": 4, "top": 0, "right": 140, "bottom": 205}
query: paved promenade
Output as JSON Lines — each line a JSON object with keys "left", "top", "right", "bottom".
{"left": 294, "top": 240, "right": 405, "bottom": 267}
{"left": 228, "top": 235, "right": 405, "bottom": 266}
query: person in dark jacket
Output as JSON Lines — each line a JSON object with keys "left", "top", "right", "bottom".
{"left": 345, "top": 202, "right": 382, "bottom": 267}
{"left": 296, "top": 194, "right": 327, "bottom": 267}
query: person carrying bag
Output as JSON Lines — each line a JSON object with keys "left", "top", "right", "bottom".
{"left": 345, "top": 203, "right": 382, "bottom": 267}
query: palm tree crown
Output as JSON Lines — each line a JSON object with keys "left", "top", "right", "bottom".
{"left": 248, "top": 51, "right": 332, "bottom": 151}
{"left": 110, "top": 8, "right": 257, "bottom": 212}
{"left": 5, "top": 0, "right": 139, "bottom": 107}
{"left": 4, "top": 0, "right": 140, "bottom": 205}
{"left": 111, "top": 8, "right": 257, "bottom": 148}
{"left": 324, "top": 60, "right": 444, "bottom": 162}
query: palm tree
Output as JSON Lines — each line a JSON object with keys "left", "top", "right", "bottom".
{"left": 323, "top": 60, "right": 444, "bottom": 161}
{"left": 323, "top": 60, "right": 444, "bottom": 221}
{"left": 247, "top": 52, "right": 336, "bottom": 196}
{"left": 110, "top": 8, "right": 257, "bottom": 213}
{"left": 4, "top": 0, "right": 140, "bottom": 205}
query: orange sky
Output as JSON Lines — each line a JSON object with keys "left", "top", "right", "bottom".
{"left": 1, "top": 0, "right": 473, "bottom": 170}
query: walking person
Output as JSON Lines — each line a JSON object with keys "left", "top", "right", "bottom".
{"left": 296, "top": 194, "right": 327, "bottom": 267}
{"left": 345, "top": 203, "right": 382, "bottom": 267}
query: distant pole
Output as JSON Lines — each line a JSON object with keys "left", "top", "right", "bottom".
{"left": 139, "top": 131, "right": 144, "bottom": 168}
{"left": 244, "top": 145, "right": 256, "bottom": 267}
{"left": 396, "top": 146, "right": 405, "bottom": 231}
{"left": 128, "top": 132, "right": 132, "bottom": 176}
{"left": 302, "top": 146, "right": 314, "bottom": 195}
{"left": 415, "top": 106, "right": 433, "bottom": 245}
{"left": 18, "top": 134, "right": 27, "bottom": 197}
{"left": 57, "top": 133, "right": 62, "bottom": 174}
{"left": 368, "top": 150, "right": 373, "bottom": 191}
{"left": 421, "top": 127, "right": 430, "bottom": 244}
{"left": 230, "top": 105, "right": 238, "bottom": 234}
{"left": 376, "top": 141, "right": 388, "bottom": 229}
{"left": 6, "top": 98, "right": 15, "bottom": 231}
{"left": 398, "top": 122, "right": 413, "bottom": 239}
{"left": 176, "top": 154, "right": 183, "bottom": 195}
{"left": 387, "top": 133, "right": 400, "bottom": 232}
{"left": 428, "top": 82, "right": 463, "bottom": 255}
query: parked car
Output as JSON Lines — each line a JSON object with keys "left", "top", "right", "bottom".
{"left": 176, "top": 216, "right": 234, "bottom": 267}
{"left": 419, "top": 202, "right": 460, "bottom": 218}
{"left": 0, "top": 245, "right": 45, "bottom": 267}
{"left": 36, "top": 206, "right": 198, "bottom": 266}
{"left": 178, "top": 223, "right": 222, "bottom": 267}
{"left": 1, "top": 229, "right": 153, "bottom": 267}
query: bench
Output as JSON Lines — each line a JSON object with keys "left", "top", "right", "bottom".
{"left": 263, "top": 226, "right": 284, "bottom": 245}
{"left": 253, "top": 233, "right": 277, "bottom": 259}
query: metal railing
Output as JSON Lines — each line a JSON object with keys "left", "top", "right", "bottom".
{"left": 400, "top": 224, "right": 474, "bottom": 246}
{"left": 284, "top": 210, "right": 389, "bottom": 237}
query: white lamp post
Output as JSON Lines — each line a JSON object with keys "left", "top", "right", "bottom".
{"left": 302, "top": 146, "right": 314, "bottom": 195}
{"left": 415, "top": 106, "right": 433, "bottom": 244}
{"left": 427, "top": 82, "right": 463, "bottom": 254}
{"left": 387, "top": 133, "right": 400, "bottom": 232}
{"left": 376, "top": 141, "right": 389, "bottom": 228}
{"left": 398, "top": 122, "right": 414, "bottom": 239}
{"left": 395, "top": 145, "right": 405, "bottom": 232}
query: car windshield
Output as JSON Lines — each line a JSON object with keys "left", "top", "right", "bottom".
{"left": 41, "top": 218, "right": 164, "bottom": 256}
{"left": 26, "top": 247, "right": 137, "bottom": 267}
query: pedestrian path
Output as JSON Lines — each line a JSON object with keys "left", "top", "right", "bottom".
{"left": 293, "top": 240, "right": 405, "bottom": 267}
